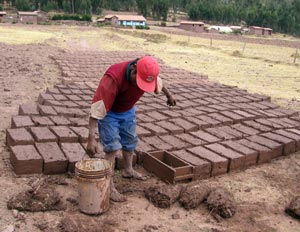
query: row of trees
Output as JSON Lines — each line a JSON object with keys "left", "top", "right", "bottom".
{"left": 1, "top": 0, "right": 300, "bottom": 35}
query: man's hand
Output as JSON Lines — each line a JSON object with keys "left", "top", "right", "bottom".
{"left": 167, "top": 96, "right": 176, "bottom": 106}
{"left": 86, "top": 135, "right": 100, "bottom": 157}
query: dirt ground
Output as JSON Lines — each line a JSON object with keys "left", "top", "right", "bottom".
{"left": 0, "top": 24, "right": 300, "bottom": 232}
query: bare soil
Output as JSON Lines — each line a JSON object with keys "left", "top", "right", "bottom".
{"left": 0, "top": 25, "right": 300, "bottom": 232}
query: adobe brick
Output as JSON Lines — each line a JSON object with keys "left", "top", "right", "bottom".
{"left": 159, "top": 135, "right": 189, "bottom": 150}
{"left": 195, "top": 106, "right": 216, "bottom": 113}
{"left": 259, "top": 101, "right": 278, "bottom": 109}
{"left": 10, "top": 145, "right": 43, "bottom": 175}
{"left": 184, "top": 108, "right": 205, "bottom": 116}
{"left": 59, "top": 101, "right": 79, "bottom": 108}
{"left": 53, "top": 94, "right": 68, "bottom": 101}
{"left": 49, "top": 116, "right": 72, "bottom": 126}
{"left": 243, "top": 120, "right": 272, "bottom": 132}
{"left": 6, "top": 128, "right": 34, "bottom": 146}
{"left": 136, "top": 114, "right": 155, "bottom": 122}
{"left": 267, "top": 118, "right": 294, "bottom": 129}
{"left": 185, "top": 117, "right": 208, "bottom": 129}
{"left": 146, "top": 111, "right": 168, "bottom": 121}
{"left": 264, "top": 109, "right": 286, "bottom": 118}
{"left": 287, "top": 128, "right": 300, "bottom": 136}
{"left": 160, "top": 110, "right": 182, "bottom": 118}
{"left": 11, "top": 116, "right": 35, "bottom": 128}
{"left": 168, "top": 118, "right": 198, "bottom": 132}
{"left": 205, "top": 143, "right": 245, "bottom": 171}
{"left": 36, "top": 142, "right": 68, "bottom": 174}
{"left": 139, "top": 123, "right": 168, "bottom": 136}
{"left": 238, "top": 139, "right": 272, "bottom": 164}
{"left": 141, "top": 136, "right": 173, "bottom": 150}
{"left": 255, "top": 119, "right": 283, "bottom": 129}
{"left": 67, "top": 95, "right": 82, "bottom": 101}
{"left": 233, "top": 110, "right": 256, "bottom": 120}
{"left": 247, "top": 135, "right": 283, "bottom": 158}
{"left": 208, "top": 113, "right": 233, "bottom": 126}
{"left": 275, "top": 129, "right": 300, "bottom": 151}
{"left": 231, "top": 123, "right": 259, "bottom": 136}
{"left": 221, "top": 140, "right": 258, "bottom": 166}
{"left": 260, "top": 132, "right": 295, "bottom": 155}
{"left": 38, "top": 105, "right": 58, "bottom": 116}
{"left": 197, "top": 115, "right": 221, "bottom": 127}
{"left": 38, "top": 93, "right": 54, "bottom": 104}
{"left": 209, "top": 104, "right": 229, "bottom": 111}
{"left": 205, "top": 127, "right": 235, "bottom": 140}
{"left": 46, "top": 87, "right": 61, "bottom": 94}
{"left": 220, "top": 111, "right": 244, "bottom": 123}
{"left": 175, "top": 133, "right": 206, "bottom": 147}
{"left": 172, "top": 150, "right": 211, "bottom": 180}
{"left": 44, "top": 100, "right": 63, "bottom": 107}
{"left": 218, "top": 126, "right": 244, "bottom": 138}
{"left": 70, "top": 127, "right": 89, "bottom": 143}
{"left": 188, "top": 146, "right": 228, "bottom": 176}
{"left": 68, "top": 117, "right": 88, "bottom": 127}
{"left": 273, "top": 108, "right": 298, "bottom": 117}
{"left": 60, "top": 143, "right": 86, "bottom": 172}
{"left": 30, "top": 127, "right": 57, "bottom": 142}
{"left": 31, "top": 116, "right": 55, "bottom": 127}
{"left": 76, "top": 101, "right": 90, "bottom": 108}
{"left": 18, "top": 103, "right": 40, "bottom": 116}
{"left": 136, "top": 125, "right": 152, "bottom": 137}
{"left": 280, "top": 118, "right": 300, "bottom": 127}
{"left": 191, "top": 130, "right": 220, "bottom": 144}
{"left": 155, "top": 121, "right": 184, "bottom": 134}
{"left": 50, "top": 126, "right": 79, "bottom": 143}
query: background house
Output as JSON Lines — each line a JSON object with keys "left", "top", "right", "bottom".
{"left": 18, "top": 11, "right": 38, "bottom": 24}
{"left": 249, "top": 26, "right": 272, "bottom": 36}
{"left": 179, "top": 21, "right": 205, "bottom": 33}
{"left": 34, "top": 10, "right": 48, "bottom": 23}
{"left": 100, "top": 14, "right": 146, "bottom": 27}
{"left": 0, "top": 11, "right": 7, "bottom": 23}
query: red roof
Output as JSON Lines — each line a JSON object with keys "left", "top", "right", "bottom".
{"left": 104, "top": 15, "right": 146, "bottom": 21}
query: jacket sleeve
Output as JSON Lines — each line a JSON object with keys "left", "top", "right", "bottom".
{"left": 90, "top": 75, "right": 118, "bottom": 119}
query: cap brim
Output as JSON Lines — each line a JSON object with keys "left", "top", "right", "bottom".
{"left": 136, "top": 73, "right": 156, "bottom": 92}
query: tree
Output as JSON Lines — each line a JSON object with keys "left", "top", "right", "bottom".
{"left": 15, "top": 0, "right": 31, "bottom": 11}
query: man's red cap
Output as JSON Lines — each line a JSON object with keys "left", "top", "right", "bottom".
{"left": 136, "top": 56, "right": 160, "bottom": 92}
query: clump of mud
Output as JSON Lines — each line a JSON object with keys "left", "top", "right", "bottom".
{"left": 285, "top": 196, "right": 300, "bottom": 219}
{"left": 144, "top": 185, "right": 182, "bottom": 208}
{"left": 179, "top": 183, "right": 210, "bottom": 210}
{"left": 57, "top": 215, "right": 116, "bottom": 232}
{"left": 206, "top": 187, "right": 236, "bottom": 220}
{"left": 7, "top": 185, "right": 65, "bottom": 212}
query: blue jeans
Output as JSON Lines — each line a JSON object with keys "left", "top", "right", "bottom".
{"left": 98, "top": 107, "right": 138, "bottom": 153}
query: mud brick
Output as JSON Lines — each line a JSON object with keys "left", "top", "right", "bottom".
{"left": 172, "top": 150, "right": 211, "bottom": 180}
{"left": 168, "top": 118, "right": 197, "bottom": 132}
{"left": 18, "top": 103, "right": 39, "bottom": 116}
{"left": 193, "top": 98, "right": 209, "bottom": 105}
{"left": 135, "top": 140, "right": 154, "bottom": 164}
{"left": 59, "top": 101, "right": 79, "bottom": 108}
{"left": 184, "top": 108, "right": 205, "bottom": 116}
{"left": 155, "top": 121, "right": 184, "bottom": 134}
{"left": 221, "top": 140, "right": 258, "bottom": 166}
{"left": 38, "top": 93, "right": 54, "bottom": 104}
{"left": 159, "top": 135, "right": 189, "bottom": 150}
{"left": 195, "top": 106, "right": 216, "bottom": 113}
{"left": 197, "top": 115, "right": 221, "bottom": 127}
{"left": 218, "top": 126, "right": 244, "bottom": 138}
{"left": 238, "top": 139, "right": 272, "bottom": 164}
{"left": 161, "top": 110, "right": 182, "bottom": 118}
{"left": 255, "top": 119, "right": 283, "bottom": 129}
{"left": 10, "top": 145, "right": 43, "bottom": 175}
{"left": 60, "top": 143, "right": 85, "bottom": 172}
{"left": 140, "top": 123, "right": 168, "bottom": 136}
{"left": 135, "top": 104, "right": 154, "bottom": 113}
{"left": 247, "top": 135, "right": 283, "bottom": 158}
{"left": 46, "top": 87, "right": 61, "bottom": 94}
{"left": 280, "top": 118, "right": 300, "bottom": 127}
{"left": 38, "top": 105, "right": 58, "bottom": 116}
{"left": 30, "top": 127, "right": 57, "bottom": 142}
{"left": 31, "top": 116, "right": 55, "bottom": 126}
{"left": 287, "top": 128, "right": 300, "bottom": 136}
{"left": 147, "top": 103, "right": 165, "bottom": 110}
{"left": 44, "top": 100, "right": 63, "bottom": 107}
{"left": 259, "top": 101, "right": 278, "bottom": 109}
{"left": 205, "top": 127, "right": 235, "bottom": 140}
{"left": 191, "top": 130, "right": 220, "bottom": 144}
{"left": 220, "top": 111, "right": 244, "bottom": 123}
{"left": 75, "top": 101, "right": 90, "bottom": 108}
{"left": 231, "top": 124, "right": 259, "bottom": 136}
{"left": 136, "top": 125, "right": 152, "bottom": 137}
{"left": 175, "top": 133, "right": 206, "bottom": 147}
{"left": 208, "top": 113, "right": 233, "bottom": 125}
{"left": 250, "top": 109, "right": 275, "bottom": 117}
{"left": 115, "top": 152, "right": 137, "bottom": 170}
{"left": 204, "top": 97, "right": 220, "bottom": 104}
{"left": 233, "top": 110, "right": 256, "bottom": 120}
{"left": 79, "top": 94, "right": 92, "bottom": 101}
{"left": 276, "top": 129, "right": 300, "bottom": 151}
{"left": 274, "top": 108, "right": 298, "bottom": 117}
{"left": 52, "top": 94, "right": 68, "bottom": 101}
{"left": 208, "top": 104, "right": 229, "bottom": 111}
{"left": 11, "top": 116, "right": 35, "bottom": 128}
{"left": 68, "top": 117, "right": 88, "bottom": 127}
{"left": 136, "top": 114, "right": 155, "bottom": 122}
{"left": 49, "top": 116, "right": 72, "bottom": 126}
{"left": 264, "top": 109, "right": 286, "bottom": 118}
{"left": 185, "top": 117, "right": 209, "bottom": 129}
{"left": 267, "top": 118, "right": 294, "bottom": 128}
{"left": 36, "top": 142, "right": 68, "bottom": 174}
{"left": 249, "top": 93, "right": 270, "bottom": 101}
{"left": 243, "top": 120, "right": 272, "bottom": 132}
{"left": 50, "top": 126, "right": 79, "bottom": 143}
{"left": 70, "top": 126, "right": 89, "bottom": 143}
{"left": 205, "top": 143, "right": 245, "bottom": 171}
{"left": 67, "top": 95, "right": 82, "bottom": 101}
{"left": 141, "top": 136, "right": 173, "bottom": 150}
{"left": 6, "top": 128, "right": 34, "bottom": 146}
{"left": 188, "top": 146, "right": 228, "bottom": 176}
{"left": 260, "top": 132, "right": 295, "bottom": 155}
{"left": 53, "top": 107, "right": 82, "bottom": 117}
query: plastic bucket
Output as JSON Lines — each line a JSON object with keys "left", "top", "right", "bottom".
{"left": 75, "top": 158, "right": 112, "bottom": 215}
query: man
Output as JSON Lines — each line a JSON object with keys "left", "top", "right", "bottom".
{"left": 87, "top": 56, "right": 176, "bottom": 202}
